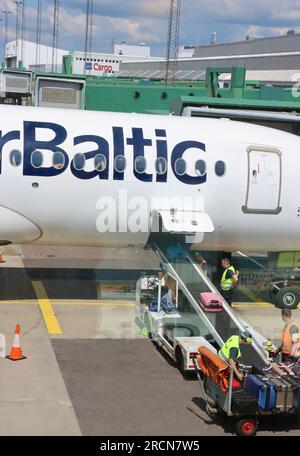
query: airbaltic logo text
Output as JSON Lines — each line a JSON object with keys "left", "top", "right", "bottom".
{"left": 0, "top": 121, "right": 207, "bottom": 185}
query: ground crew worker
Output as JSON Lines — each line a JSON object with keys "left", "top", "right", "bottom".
{"left": 280, "top": 309, "right": 300, "bottom": 362}
{"left": 218, "top": 330, "right": 253, "bottom": 381}
{"left": 195, "top": 254, "right": 208, "bottom": 275}
{"left": 220, "top": 258, "right": 239, "bottom": 307}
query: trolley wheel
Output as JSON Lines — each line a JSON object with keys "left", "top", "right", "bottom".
{"left": 275, "top": 287, "right": 299, "bottom": 309}
{"left": 175, "top": 347, "right": 185, "bottom": 374}
{"left": 235, "top": 417, "right": 258, "bottom": 437}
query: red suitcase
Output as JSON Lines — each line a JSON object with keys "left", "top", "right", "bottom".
{"left": 199, "top": 292, "right": 223, "bottom": 312}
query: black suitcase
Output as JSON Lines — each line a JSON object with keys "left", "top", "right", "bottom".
{"left": 231, "top": 389, "right": 259, "bottom": 415}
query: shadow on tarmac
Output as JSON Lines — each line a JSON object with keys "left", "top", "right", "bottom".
{"left": 190, "top": 396, "right": 300, "bottom": 435}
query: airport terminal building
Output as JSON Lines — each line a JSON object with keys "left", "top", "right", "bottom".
{"left": 118, "top": 32, "right": 300, "bottom": 82}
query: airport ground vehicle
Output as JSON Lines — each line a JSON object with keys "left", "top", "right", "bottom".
{"left": 136, "top": 272, "right": 220, "bottom": 372}
{"left": 193, "top": 357, "right": 259, "bottom": 436}
{"left": 269, "top": 268, "right": 300, "bottom": 309}
{"left": 136, "top": 241, "right": 300, "bottom": 435}
{"left": 136, "top": 241, "right": 269, "bottom": 373}
{"left": 193, "top": 349, "right": 300, "bottom": 436}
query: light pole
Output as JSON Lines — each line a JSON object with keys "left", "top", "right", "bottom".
{"left": 2, "top": 11, "right": 12, "bottom": 66}
{"left": 0, "top": 19, "right": 2, "bottom": 66}
{"left": 36, "top": 0, "right": 42, "bottom": 68}
{"left": 14, "top": 1, "right": 22, "bottom": 68}
{"left": 21, "top": 0, "right": 26, "bottom": 65}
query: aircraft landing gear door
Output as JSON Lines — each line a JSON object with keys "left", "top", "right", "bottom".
{"left": 242, "top": 146, "right": 282, "bottom": 215}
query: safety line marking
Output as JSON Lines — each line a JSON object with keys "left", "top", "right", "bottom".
{"left": 32, "top": 281, "right": 63, "bottom": 335}
{"left": 0, "top": 299, "right": 135, "bottom": 308}
{"left": 238, "top": 287, "right": 272, "bottom": 307}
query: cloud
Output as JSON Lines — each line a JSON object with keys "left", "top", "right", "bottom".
{"left": 183, "top": 0, "right": 300, "bottom": 27}
{"left": 107, "top": 17, "right": 161, "bottom": 42}
{"left": 1, "top": 1, "right": 300, "bottom": 58}
{"left": 137, "top": 1, "right": 169, "bottom": 18}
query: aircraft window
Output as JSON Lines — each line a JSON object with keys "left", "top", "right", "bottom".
{"left": 10, "top": 149, "right": 22, "bottom": 167}
{"left": 155, "top": 157, "right": 167, "bottom": 174}
{"left": 73, "top": 153, "right": 85, "bottom": 171}
{"left": 174, "top": 158, "right": 186, "bottom": 176}
{"left": 31, "top": 150, "right": 43, "bottom": 168}
{"left": 195, "top": 159, "right": 206, "bottom": 176}
{"left": 94, "top": 154, "right": 107, "bottom": 172}
{"left": 215, "top": 160, "right": 226, "bottom": 176}
{"left": 114, "top": 155, "right": 126, "bottom": 172}
{"left": 52, "top": 151, "right": 65, "bottom": 170}
{"left": 135, "top": 156, "right": 146, "bottom": 174}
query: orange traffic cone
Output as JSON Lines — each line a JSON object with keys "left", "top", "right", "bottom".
{"left": 6, "top": 324, "right": 26, "bottom": 361}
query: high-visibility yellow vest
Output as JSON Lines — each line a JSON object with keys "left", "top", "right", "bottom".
{"left": 218, "top": 335, "right": 241, "bottom": 362}
{"left": 221, "top": 266, "right": 238, "bottom": 291}
{"left": 281, "top": 322, "right": 300, "bottom": 357}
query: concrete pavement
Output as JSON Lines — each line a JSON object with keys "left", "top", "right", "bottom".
{"left": 0, "top": 303, "right": 81, "bottom": 436}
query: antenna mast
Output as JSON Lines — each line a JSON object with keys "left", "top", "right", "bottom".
{"left": 35, "top": 0, "right": 42, "bottom": 68}
{"left": 21, "top": 0, "right": 26, "bottom": 64}
{"left": 165, "top": 0, "right": 181, "bottom": 85}
{"left": 51, "top": 0, "right": 59, "bottom": 72}
{"left": 84, "top": 0, "right": 93, "bottom": 75}
{"left": 14, "top": 1, "right": 22, "bottom": 68}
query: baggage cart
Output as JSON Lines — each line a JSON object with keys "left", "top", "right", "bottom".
{"left": 193, "top": 356, "right": 300, "bottom": 436}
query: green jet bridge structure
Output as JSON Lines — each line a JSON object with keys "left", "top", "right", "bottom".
{"left": 1, "top": 64, "right": 300, "bottom": 123}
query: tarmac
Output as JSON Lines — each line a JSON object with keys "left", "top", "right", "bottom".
{"left": 0, "top": 244, "right": 300, "bottom": 436}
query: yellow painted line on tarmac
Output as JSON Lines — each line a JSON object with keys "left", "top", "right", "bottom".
{"left": 50, "top": 300, "right": 135, "bottom": 308}
{"left": 238, "top": 287, "right": 273, "bottom": 308}
{"left": 0, "top": 299, "right": 135, "bottom": 308}
{"left": 232, "top": 303, "right": 259, "bottom": 309}
{"left": 0, "top": 300, "right": 37, "bottom": 305}
{"left": 32, "top": 281, "right": 63, "bottom": 335}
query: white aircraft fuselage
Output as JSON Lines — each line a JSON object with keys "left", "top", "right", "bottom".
{"left": 0, "top": 104, "right": 299, "bottom": 252}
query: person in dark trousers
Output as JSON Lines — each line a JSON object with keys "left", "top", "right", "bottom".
{"left": 219, "top": 257, "right": 239, "bottom": 307}
{"left": 218, "top": 330, "right": 253, "bottom": 381}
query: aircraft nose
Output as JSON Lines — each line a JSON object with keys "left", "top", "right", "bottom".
{"left": 0, "top": 206, "right": 42, "bottom": 244}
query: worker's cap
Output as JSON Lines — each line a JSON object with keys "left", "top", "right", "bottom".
{"left": 240, "top": 330, "right": 253, "bottom": 343}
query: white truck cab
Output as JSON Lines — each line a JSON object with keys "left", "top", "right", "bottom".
{"left": 135, "top": 273, "right": 219, "bottom": 372}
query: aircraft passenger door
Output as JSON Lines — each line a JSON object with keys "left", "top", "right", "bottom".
{"left": 242, "top": 146, "right": 282, "bottom": 214}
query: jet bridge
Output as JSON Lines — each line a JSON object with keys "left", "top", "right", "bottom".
{"left": 136, "top": 238, "right": 269, "bottom": 371}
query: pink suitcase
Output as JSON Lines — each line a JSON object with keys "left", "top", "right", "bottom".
{"left": 199, "top": 292, "right": 223, "bottom": 312}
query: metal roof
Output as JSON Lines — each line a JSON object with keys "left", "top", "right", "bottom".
{"left": 116, "top": 67, "right": 300, "bottom": 84}
{"left": 116, "top": 68, "right": 207, "bottom": 81}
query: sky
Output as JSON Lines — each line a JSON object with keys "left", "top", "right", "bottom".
{"left": 1, "top": 0, "right": 300, "bottom": 57}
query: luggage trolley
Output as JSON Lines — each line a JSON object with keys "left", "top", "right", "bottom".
{"left": 193, "top": 354, "right": 300, "bottom": 436}
{"left": 192, "top": 357, "right": 259, "bottom": 436}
